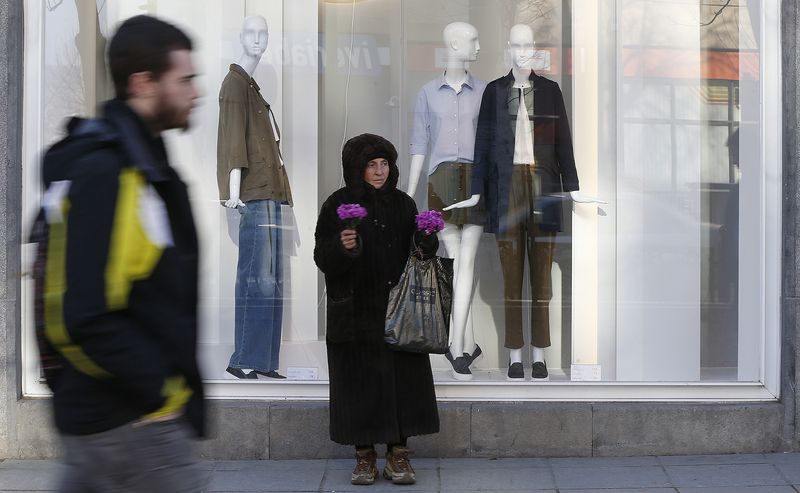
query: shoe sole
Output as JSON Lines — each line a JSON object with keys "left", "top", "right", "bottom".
{"left": 383, "top": 469, "right": 416, "bottom": 485}
{"left": 351, "top": 469, "right": 378, "bottom": 485}
{"left": 531, "top": 375, "right": 550, "bottom": 381}
{"left": 506, "top": 375, "right": 525, "bottom": 381}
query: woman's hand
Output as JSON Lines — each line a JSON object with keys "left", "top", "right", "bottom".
{"left": 340, "top": 229, "right": 358, "bottom": 250}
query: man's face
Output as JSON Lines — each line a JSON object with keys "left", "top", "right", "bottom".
{"left": 241, "top": 18, "right": 269, "bottom": 58}
{"left": 154, "top": 49, "right": 199, "bottom": 131}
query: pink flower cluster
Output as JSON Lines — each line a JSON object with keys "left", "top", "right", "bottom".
{"left": 415, "top": 210, "right": 445, "bottom": 235}
{"left": 336, "top": 203, "right": 368, "bottom": 229}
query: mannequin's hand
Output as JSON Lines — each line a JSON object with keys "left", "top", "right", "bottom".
{"left": 340, "top": 229, "right": 358, "bottom": 250}
{"left": 443, "top": 194, "right": 480, "bottom": 211}
{"left": 224, "top": 197, "right": 245, "bottom": 209}
{"left": 570, "top": 191, "right": 607, "bottom": 205}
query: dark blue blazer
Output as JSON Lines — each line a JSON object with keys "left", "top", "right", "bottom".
{"left": 471, "top": 70, "right": 580, "bottom": 234}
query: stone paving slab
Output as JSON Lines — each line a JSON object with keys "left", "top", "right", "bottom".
{"left": 563, "top": 489, "right": 677, "bottom": 493}
{"left": 553, "top": 465, "right": 671, "bottom": 490}
{"left": 658, "top": 453, "right": 768, "bottom": 466}
{"left": 1, "top": 454, "right": 800, "bottom": 492}
{"left": 439, "top": 466, "right": 555, "bottom": 491}
{"left": 677, "top": 487, "right": 797, "bottom": 493}
{"left": 663, "top": 463, "right": 786, "bottom": 488}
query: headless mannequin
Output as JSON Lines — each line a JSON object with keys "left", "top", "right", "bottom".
{"left": 408, "top": 22, "right": 483, "bottom": 380}
{"left": 448, "top": 24, "right": 606, "bottom": 371}
{"left": 224, "top": 16, "right": 269, "bottom": 210}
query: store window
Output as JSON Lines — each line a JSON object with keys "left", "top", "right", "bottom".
{"left": 22, "top": 0, "right": 781, "bottom": 400}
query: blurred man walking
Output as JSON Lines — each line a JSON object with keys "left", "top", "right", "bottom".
{"left": 33, "top": 15, "right": 206, "bottom": 493}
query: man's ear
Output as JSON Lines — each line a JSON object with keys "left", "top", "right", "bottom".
{"left": 127, "top": 71, "right": 156, "bottom": 99}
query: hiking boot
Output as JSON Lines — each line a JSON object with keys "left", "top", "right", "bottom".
{"left": 383, "top": 446, "right": 416, "bottom": 484}
{"left": 351, "top": 448, "right": 378, "bottom": 485}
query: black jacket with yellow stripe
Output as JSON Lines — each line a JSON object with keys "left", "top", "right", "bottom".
{"left": 37, "top": 100, "right": 204, "bottom": 436}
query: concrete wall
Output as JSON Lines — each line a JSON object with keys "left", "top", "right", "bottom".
{"left": 0, "top": 0, "right": 799, "bottom": 460}
{"left": 783, "top": 0, "right": 800, "bottom": 453}
{"left": 0, "top": 0, "right": 23, "bottom": 461}
{"left": 5, "top": 399, "right": 787, "bottom": 460}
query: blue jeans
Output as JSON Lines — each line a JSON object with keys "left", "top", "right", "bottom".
{"left": 228, "top": 199, "right": 283, "bottom": 372}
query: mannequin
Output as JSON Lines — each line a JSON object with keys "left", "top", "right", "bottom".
{"left": 217, "top": 15, "right": 293, "bottom": 379}
{"left": 408, "top": 22, "right": 487, "bottom": 380}
{"left": 459, "top": 24, "right": 604, "bottom": 380}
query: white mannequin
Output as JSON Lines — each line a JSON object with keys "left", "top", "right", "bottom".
{"left": 447, "top": 24, "right": 606, "bottom": 369}
{"left": 224, "top": 15, "right": 270, "bottom": 210}
{"left": 408, "top": 22, "right": 483, "bottom": 380}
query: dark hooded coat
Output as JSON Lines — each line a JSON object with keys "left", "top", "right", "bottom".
{"left": 314, "top": 134, "right": 440, "bottom": 445}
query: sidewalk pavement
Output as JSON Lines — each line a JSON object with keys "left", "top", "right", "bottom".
{"left": 2, "top": 453, "right": 800, "bottom": 492}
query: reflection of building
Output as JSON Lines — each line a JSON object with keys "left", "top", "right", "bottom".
{"left": 1, "top": 0, "right": 800, "bottom": 459}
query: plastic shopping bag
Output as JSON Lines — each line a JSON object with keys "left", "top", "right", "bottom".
{"left": 384, "top": 255, "right": 453, "bottom": 354}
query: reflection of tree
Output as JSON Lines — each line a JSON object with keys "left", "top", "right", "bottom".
{"left": 44, "top": 39, "right": 86, "bottom": 144}
{"left": 512, "top": 0, "right": 555, "bottom": 25}
{"left": 500, "top": 0, "right": 559, "bottom": 46}
{"left": 700, "top": 0, "right": 732, "bottom": 26}
{"left": 75, "top": 1, "right": 110, "bottom": 112}
{"left": 45, "top": 0, "right": 65, "bottom": 11}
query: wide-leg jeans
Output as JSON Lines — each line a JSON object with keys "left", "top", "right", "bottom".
{"left": 228, "top": 199, "right": 283, "bottom": 372}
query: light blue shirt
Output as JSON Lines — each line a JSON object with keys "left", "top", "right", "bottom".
{"left": 409, "top": 73, "right": 487, "bottom": 176}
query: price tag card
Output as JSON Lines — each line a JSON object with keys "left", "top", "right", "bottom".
{"left": 286, "top": 367, "right": 319, "bottom": 381}
{"left": 570, "top": 364, "right": 601, "bottom": 381}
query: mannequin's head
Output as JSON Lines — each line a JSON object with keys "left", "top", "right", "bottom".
{"left": 508, "top": 24, "right": 535, "bottom": 70}
{"left": 240, "top": 16, "right": 268, "bottom": 58}
{"left": 443, "top": 22, "right": 480, "bottom": 63}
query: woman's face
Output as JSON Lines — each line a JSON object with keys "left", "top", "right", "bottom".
{"left": 363, "top": 158, "right": 390, "bottom": 189}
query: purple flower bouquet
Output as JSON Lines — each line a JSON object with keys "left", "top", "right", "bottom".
{"left": 336, "top": 203, "right": 367, "bottom": 229}
{"left": 415, "top": 210, "right": 445, "bottom": 235}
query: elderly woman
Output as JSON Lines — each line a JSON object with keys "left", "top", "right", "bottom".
{"left": 314, "top": 134, "right": 440, "bottom": 486}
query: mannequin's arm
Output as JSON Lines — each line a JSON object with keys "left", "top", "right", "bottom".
{"left": 407, "top": 154, "right": 425, "bottom": 197}
{"left": 443, "top": 194, "right": 480, "bottom": 211}
{"left": 570, "top": 191, "right": 607, "bottom": 204}
{"left": 224, "top": 169, "right": 246, "bottom": 208}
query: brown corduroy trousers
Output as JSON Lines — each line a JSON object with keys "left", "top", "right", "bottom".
{"left": 496, "top": 164, "right": 556, "bottom": 349}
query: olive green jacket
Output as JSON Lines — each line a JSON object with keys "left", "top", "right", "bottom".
{"left": 216, "top": 64, "right": 292, "bottom": 205}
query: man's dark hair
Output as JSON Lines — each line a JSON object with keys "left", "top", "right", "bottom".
{"left": 108, "top": 15, "right": 193, "bottom": 100}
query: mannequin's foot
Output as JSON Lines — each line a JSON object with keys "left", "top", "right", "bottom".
{"left": 467, "top": 344, "right": 483, "bottom": 364}
{"left": 226, "top": 367, "right": 257, "bottom": 379}
{"left": 445, "top": 350, "right": 473, "bottom": 381}
{"left": 351, "top": 447, "right": 378, "bottom": 485}
{"left": 253, "top": 370, "right": 287, "bottom": 379}
{"left": 507, "top": 361, "right": 524, "bottom": 380}
{"left": 532, "top": 361, "right": 549, "bottom": 381}
{"left": 383, "top": 446, "right": 416, "bottom": 484}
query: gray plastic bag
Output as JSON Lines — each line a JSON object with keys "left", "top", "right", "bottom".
{"left": 384, "top": 255, "right": 454, "bottom": 354}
